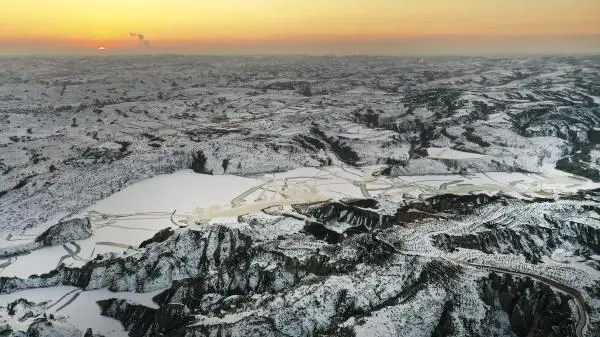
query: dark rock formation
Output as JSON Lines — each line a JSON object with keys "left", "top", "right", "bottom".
{"left": 35, "top": 218, "right": 92, "bottom": 247}
{"left": 432, "top": 198, "right": 600, "bottom": 263}
{"left": 138, "top": 227, "right": 174, "bottom": 249}
{"left": 480, "top": 273, "right": 577, "bottom": 337}
{"left": 3, "top": 192, "right": 600, "bottom": 336}
{"left": 98, "top": 299, "right": 192, "bottom": 337}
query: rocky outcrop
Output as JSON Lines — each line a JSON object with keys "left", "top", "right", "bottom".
{"left": 24, "top": 318, "right": 82, "bottom": 337}
{"left": 35, "top": 218, "right": 92, "bottom": 247}
{"left": 98, "top": 256, "right": 579, "bottom": 337}
{"left": 138, "top": 227, "right": 174, "bottom": 248}
{"left": 480, "top": 273, "right": 577, "bottom": 337}
{"left": 556, "top": 148, "right": 600, "bottom": 182}
{"left": 0, "top": 218, "right": 93, "bottom": 259}
{"left": 152, "top": 232, "right": 395, "bottom": 309}
{"left": 0, "top": 298, "right": 105, "bottom": 337}
{"left": 432, "top": 199, "right": 600, "bottom": 263}
{"left": 3, "top": 193, "right": 600, "bottom": 336}
{"left": 51, "top": 199, "right": 591, "bottom": 336}
{"left": 0, "top": 225, "right": 253, "bottom": 294}
{"left": 295, "top": 194, "right": 509, "bottom": 238}
{"left": 97, "top": 299, "right": 192, "bottom": 337}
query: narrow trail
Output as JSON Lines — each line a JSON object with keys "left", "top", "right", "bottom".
{"left": 54, "top": 292, "right": 80, "bottom": 312}
{"left": 45, "top": 288, "right": 80, "bottom": 310}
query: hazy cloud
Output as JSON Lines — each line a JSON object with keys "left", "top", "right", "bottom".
{"left": 129, "top": 32, "right": 151, "bottom": 48}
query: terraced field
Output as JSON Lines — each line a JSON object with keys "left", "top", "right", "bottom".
{"left": 1, "top": 56, "right": 600, "bottom": 337}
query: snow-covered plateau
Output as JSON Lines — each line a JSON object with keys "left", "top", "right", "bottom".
{"left": 1, "top": 55, "right": 600, "bottom": 337}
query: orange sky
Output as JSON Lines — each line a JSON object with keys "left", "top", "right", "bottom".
{"left": 1, "top": 0, "right": 599, "bottom": 54}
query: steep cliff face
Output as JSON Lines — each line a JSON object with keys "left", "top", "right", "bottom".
{"left": 295, "top": 194, "right": 510, "bottom": 237}
{"left": 7, "top": 189, "right": 600, "bottom": 337}
{"left": 3, "top": 190, "right": 598, "bottom": 336}
{"left": 0, "top": 226, "right": 253, "bottom": 294}
{"left": 97, "top": 299, "right": 192, "bottom": 337}
{"left": 95, "top": 247, "right": 582, "bottom": 337}
{"left": 432, "top": 199, "right": 600, "bottom": 264}
{"left": 480, "top": 273, "right": 577, "bottom": 337}
{"left": 556, "top": 146, "right": 600, "bottom": 182}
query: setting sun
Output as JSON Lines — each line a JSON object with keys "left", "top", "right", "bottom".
{"left": 0, "top": 0, "right": 598, "bottom": 54}
{"left": 98, "top": 46, "right": 105, "bottom": 51}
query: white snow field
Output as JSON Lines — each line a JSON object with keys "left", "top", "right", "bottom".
{"left": 1, "top": 164, "right": 597, "bottom": 279}
{"left": 1, "top": 56, "right": 600, "bottom": 336}
{"left": 0, "top": 286, "right": 162, "bottom": 337}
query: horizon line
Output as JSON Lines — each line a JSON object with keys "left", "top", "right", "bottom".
{"left": 2, "top": 51, "right": 600, "bottom": 58}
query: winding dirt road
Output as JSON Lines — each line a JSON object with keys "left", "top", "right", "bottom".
{"left": 446, "top": 258, "right": 589, "bottom": 337}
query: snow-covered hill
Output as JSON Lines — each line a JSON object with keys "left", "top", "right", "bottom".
{"left": 1, "top": 55, "right": 600, "bottom": 337}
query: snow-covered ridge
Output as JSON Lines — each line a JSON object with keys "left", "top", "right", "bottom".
{"left": 1, "top": 55, "right": 600, "bottom": 336}
{"left": 2, "top": 56, "right": 600, "bottom": 231}
{"left": 0, "top": 168, "right": 598, "bottom": 336}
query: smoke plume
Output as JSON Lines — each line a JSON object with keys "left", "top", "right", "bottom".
{"left": 129, "top": 32, "right": 151, "bottom": 48}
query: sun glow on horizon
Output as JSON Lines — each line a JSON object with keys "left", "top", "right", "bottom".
{"left": 0, "top": 0, "right": 599, "bottom": 54}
